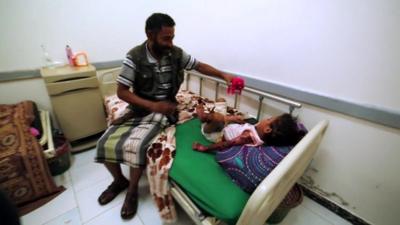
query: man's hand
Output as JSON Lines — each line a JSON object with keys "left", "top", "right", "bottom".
{"left": 151, "top": 101, "right": 177, "bottom": 115}
{"left": 221, "top": 72, "right": 235, "bottom": 86}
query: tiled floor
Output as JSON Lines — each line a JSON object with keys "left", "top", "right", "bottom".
{"left": 21, "top": 148, "right": 352, "bottom": 225}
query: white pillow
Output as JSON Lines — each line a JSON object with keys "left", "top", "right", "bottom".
{"left": 104, "top": 95, "right": 128, "bottom": 126}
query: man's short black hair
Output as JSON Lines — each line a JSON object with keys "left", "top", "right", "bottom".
{"left": 145, "top": 13, "right": 175, "bottom": 33}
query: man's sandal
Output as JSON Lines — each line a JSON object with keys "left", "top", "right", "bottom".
{"left": 97, "top": 180, "right": 129, "bottom": 205}
{"left": 121, "top": 191, "right": 138, "bottom": 220}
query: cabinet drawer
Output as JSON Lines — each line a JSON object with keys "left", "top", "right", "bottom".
{"left": 46, "top": 76, "right": 99, "bottom": 96}
{"left": 41, "top": 65, "right": 96, "bottom": 83}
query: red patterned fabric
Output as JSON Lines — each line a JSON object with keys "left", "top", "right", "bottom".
{"left": 104, "top": 95, "right": 129, "bottom": 126}
{"left": 145, "top": 90, "right": 200, "bottom": 223}
{"left": 145, "top": 90, "right": 241, "bottom": 222}
{"left": 146, "top": 127, "right": 177, "bottom": 223}
{"left": 0, "top": 101, "right": 63, "bottom": 214}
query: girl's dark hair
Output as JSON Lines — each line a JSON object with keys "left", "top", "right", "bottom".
{"left": 145, "top": 13, "right": 175, "bottom": 33}
{"left": 262, "top": 113, "right": 306, "bottom": 146}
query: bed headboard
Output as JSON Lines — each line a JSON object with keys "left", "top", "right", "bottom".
{"left": 97, "top": 67, "right": 121, "bottom": 98}
{"left": 97, "top": 68, "right": 303, "bottom": 119}
{"left": 185, "top": 70, "right": 302, "bottom": 120}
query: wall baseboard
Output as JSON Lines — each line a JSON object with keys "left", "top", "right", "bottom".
{"left": 300, "top": 184, "right": 372, "bottom": 225}
{"left": 0, "top": 69, "right": 41, "bottom": 82}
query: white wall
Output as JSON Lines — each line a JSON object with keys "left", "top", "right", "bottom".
{"left": 1, "top": 0, "right": 399, "bottom": 111}
{"left": 0, "top": 78, "right": 52, "bottom": 112}
{"left": 299, "top": 105, "right": 400, "bottom": 225}
{"left": 1, "top": 1, "right": 400, "bottom": 224}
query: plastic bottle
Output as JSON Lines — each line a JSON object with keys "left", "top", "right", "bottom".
{"left": 41, "top": 44, "right": 64, "bottom": 68}
{"left": 41, "top": 44, "right": 53, "bottom": 67}
{"left": 65, "top": 45, "right": 74, "bottom": 66}
{"left": 72, "top": 52, "right": 89, "bottom": 67}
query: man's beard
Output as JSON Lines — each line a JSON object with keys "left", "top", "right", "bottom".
{"left": 153, "top": 41, "right": 172, "bottom": 57}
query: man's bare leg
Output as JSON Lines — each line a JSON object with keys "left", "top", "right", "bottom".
{"left": 120, "top": 166, "right": 144, "bottom": 219}
{"left": 98, "top": 162, "right": 129, "bottom": 205}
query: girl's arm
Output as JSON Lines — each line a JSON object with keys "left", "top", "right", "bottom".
{"left": 193, "top": 130, "right": 253, "bottom": 152}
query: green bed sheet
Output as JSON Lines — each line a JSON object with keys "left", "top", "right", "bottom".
{"left": 169, "top": 118, "right": 250, "bottom": 224}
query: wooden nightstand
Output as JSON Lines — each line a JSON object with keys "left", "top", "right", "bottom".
{"left": 41, "top": 65, "right": 106, "bottom": 151}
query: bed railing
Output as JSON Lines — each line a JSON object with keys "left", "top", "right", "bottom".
{"left": 97, "top": 68, "right": 302, "bottom": 120}
{"left": 185, "top": 71, "right": 302, "bottom": 120}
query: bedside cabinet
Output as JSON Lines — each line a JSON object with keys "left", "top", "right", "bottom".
{"left": 41, "top": 65, "right": 106, "bottom": 151}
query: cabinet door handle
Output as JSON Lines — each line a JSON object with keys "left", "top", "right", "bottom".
{"left": 51, "top": 87, "right": 98, "bottom": 96}
{"left": 54, "top": 76, "right": 91, "bottom": 83}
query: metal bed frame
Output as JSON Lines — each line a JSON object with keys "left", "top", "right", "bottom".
{"left": 97, "top": 68, "right": 328, "bottom": 225}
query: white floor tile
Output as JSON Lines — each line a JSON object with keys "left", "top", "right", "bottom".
{"left": 21, "top": 188, "right": 77, "bottom": 225}
{"left": 171, "top": 204, "right": 196, "bottom": 225}
{"left": 136, "top": 192, "right": 163, "bottom": 225}
{"left": 75, "top": 177, "right": 127, "bottom": 223}
{"left": 121, "top": 164, "right": 130, "bottom": 178}
{"left": 136, "top": 189, "right": 195, "bottom": 225}
{"left": 301, "top": 197, "right": 352, "bottom": 225}
{"left": 53, "top": 171, "right": 73, "bottom": 189}
{"left": 70, "top": 162, "right": 111, "bottom": 192}
{"left": 133, "top": 181, "right": 194, "bottom": 225}
{"left": 43, "top": 208, "right": 81, "bottom": 225}
{"left": 84, "top": 203, "right": 144, "bottom": 225}
{"left": 277, "top": 205, "right": 334, "bottom": 225}
{"left": 70, "top": 148, "right": 97, "bottom": 169}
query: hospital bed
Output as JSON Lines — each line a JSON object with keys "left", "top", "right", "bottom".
{"left": 97, "top": 68, "right": 328, "bottom": 225}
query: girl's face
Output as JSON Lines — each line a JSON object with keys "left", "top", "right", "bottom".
{"left": 256, "top": 116, "right": 278, "bottom": 137}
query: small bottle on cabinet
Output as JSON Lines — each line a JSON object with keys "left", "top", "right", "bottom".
{"left": 65, "top": 45, "right": 74, "bottom": 66}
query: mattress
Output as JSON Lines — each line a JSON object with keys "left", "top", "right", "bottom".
{"left": 169, "top": 118, "right": 250, "bottom": 224}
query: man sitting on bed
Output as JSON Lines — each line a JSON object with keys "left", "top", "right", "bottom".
{"left": 95, "top": 13, "right": 235, "bottom": 220}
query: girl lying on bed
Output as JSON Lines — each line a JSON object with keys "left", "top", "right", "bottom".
{"left": 192, "top": 102, "right": 304, "bottom": 152}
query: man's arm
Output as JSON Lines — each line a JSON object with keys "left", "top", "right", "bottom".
{"left": 117, "top": 83, "right": 176, "bottom": 115}
{"left": 195, "top": 62, "right": 234, "bottom": 85}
